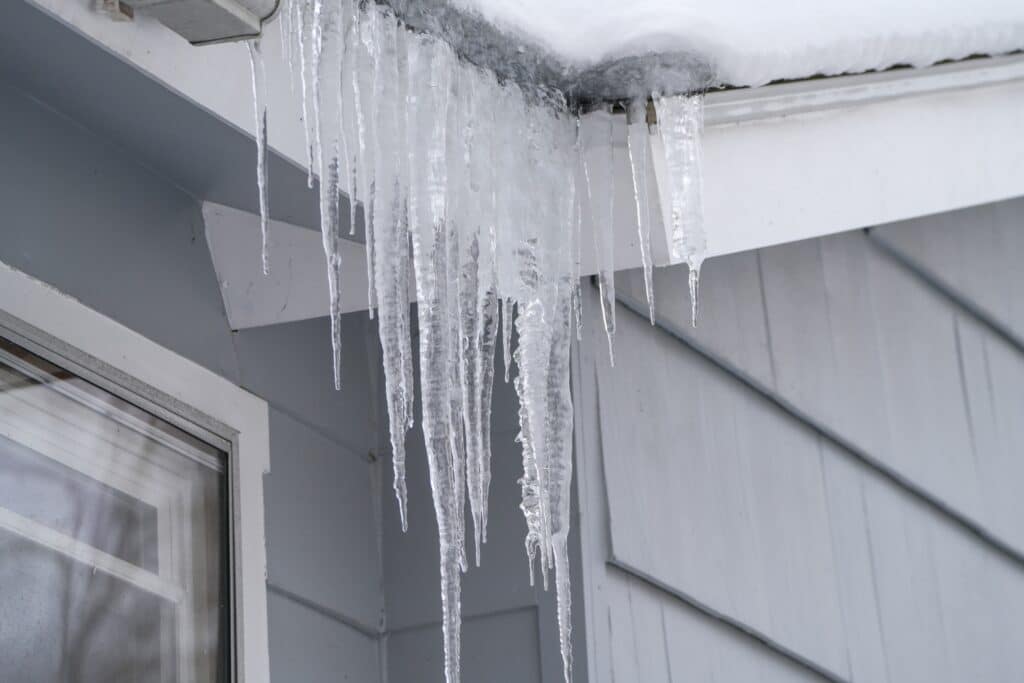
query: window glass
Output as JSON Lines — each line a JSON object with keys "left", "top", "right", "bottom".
{"left": 0, "top": 336, "right": 229, "bottom": 683}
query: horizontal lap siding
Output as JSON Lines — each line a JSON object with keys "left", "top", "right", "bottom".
{"left": 618, "top": 203, "right": 1024, "bottom": 553}
{"left": 594, "top": 298, "right": 848, "bottom": 677}
{"left": 582, "top": 197, "right": 1024, "bottom": 682}
{"left": 870, "top": 200, "right": 1024, "bottom": 343}
{"left": 386, "top": 608, "right": 544, "bottom": 683}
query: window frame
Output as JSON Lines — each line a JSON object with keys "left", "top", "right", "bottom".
{"left": 0, "top": 260, "right": 271, "bottom": 683}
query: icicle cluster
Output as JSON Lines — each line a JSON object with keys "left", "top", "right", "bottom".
{"left": 249, "top": 3, "right": 708, "bottom": 682}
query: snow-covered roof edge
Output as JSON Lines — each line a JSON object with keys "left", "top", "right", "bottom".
{"left": 382, "top": 0, "right": 714, "bottom": 104}
{"left": 384, "top": 0, "right": 1024, "bottom": 101}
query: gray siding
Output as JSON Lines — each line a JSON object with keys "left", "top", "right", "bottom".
{"left": 0, "top": 80, "right": 384, "bottom": 682}
{"left": 579, "top": 198, "right": 1024, "bottom": 682}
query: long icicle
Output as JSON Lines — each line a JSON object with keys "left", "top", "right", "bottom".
{"left": 246, "top": 39, "right": 270, "bottom": 275}
{"left": 312, "top": 0, "right": 345, "bottom": 390}
{"left": 581, "top": 110, "right": 616, "bottom": 363}
{"left": 407, "top": 35, "right": 463, "bottom": 683}
{"left": 369, "top": 9, "right": 413, "bottom": 531}
{"left": 627, "top": 98, "right": 656, "bottom": 324}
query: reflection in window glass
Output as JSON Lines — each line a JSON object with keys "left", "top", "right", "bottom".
{"left": 0, "top": 336, "right": 229, "bottom": 683}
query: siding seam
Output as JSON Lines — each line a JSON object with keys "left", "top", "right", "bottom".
{"left": 384, "top": 604, "right": 539, "bottom": 637}
{"left": 606, "top": 561, "right": 842, "bottom": 682}
{"left": 267, "top": 401, "right": 374, "bottom": 463}
{"left": 267, "top": 580, "right": 383, "bottom": 639}
{"left": 865, "top": 228, "right": 1024, "bottom": 356}
{"left": 612, "top": 285, "right": 1024, "bottom": 570}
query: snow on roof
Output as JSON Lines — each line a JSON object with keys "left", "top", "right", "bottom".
{"left": 445, "top": 0, "right": 1024, "bottom": 89}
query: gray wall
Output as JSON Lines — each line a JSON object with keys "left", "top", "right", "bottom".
{"left": 577, "top": 197, "right": 1024, "bottom": 682}
{"left": 0, "top": 79, "right": 384, "bottom": 682}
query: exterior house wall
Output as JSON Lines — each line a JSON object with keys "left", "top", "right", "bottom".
{"left": 0, "top": 80, "right": 384, "bottom": 683}
{"left": 5, "top": 11, "right": 1024, "bottom": 679}
{"left": 577, "top": 197, "right": 1024, "bottom": 682}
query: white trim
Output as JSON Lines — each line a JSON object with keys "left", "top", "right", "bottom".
{"left": 0, "top": 506, "right": 185, "bottom": 603}
{"left": 703, "top": 53, "right": 1024, "bottom": 126}
{"left": 204, "top": 202, "right": 371, "bottom": 328}
{"left": 691, "top": 74, "right": 1024, "bottom": 260}
{"left": 0, "top": 260, "right": 271, "bottom": 683}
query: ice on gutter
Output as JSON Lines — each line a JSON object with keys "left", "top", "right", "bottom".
{"left": 440, "top": 0, "right": 1024, "bottom": 89}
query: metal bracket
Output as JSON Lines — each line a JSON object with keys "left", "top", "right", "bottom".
{"left": 119, "top": 0, "right": 280, "bottom": 45}
{"left": 98, "top": 0, "right": 134, "bottom": 21}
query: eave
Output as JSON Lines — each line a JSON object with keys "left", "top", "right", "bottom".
{"left": 21, "top": 0, "right": 1024, "bottom": 328}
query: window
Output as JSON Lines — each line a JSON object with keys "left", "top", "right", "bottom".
{"left": 0, "top": 336, "right": 229, "bottom": 682}
{"left": 0, "top": 262, "right": 270, "bottom": 683}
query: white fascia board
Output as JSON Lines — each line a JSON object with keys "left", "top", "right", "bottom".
{"left": 695, "top": 55, "right": 1024, "bottom": 259}
{"left": 36, "top": 1, "right": 1024, "bottom": 325}
{"left": 203, "top": 202, "right": 373, "bottom": 328}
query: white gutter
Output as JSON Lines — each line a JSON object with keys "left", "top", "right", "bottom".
{"left": 27, "top": 0, "right": 1024, "bottom": 327}
{"left": 704, "top": 53, "right": 1024, "bottom": 125}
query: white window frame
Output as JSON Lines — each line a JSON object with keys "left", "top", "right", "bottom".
{"left": 0, "top": 259, "right": 271, "bottom": 683}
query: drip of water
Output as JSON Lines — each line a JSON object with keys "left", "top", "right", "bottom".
{"left": 654, "top": 93, "right": 707, "bottom": 326}
{"left": 246, "top": 39, "right": 270, "bottom": 276}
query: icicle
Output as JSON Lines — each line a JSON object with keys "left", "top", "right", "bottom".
{"left": 333, "top": 2, "right": 363, "bottom": 314}
{"left": 654, "top": 93, "right": 707, "bottom": 326}
{"left": 400, "top": 22, "right": 419, "bottom": 434}
{"left": 474, "top": 228, "right": 499, "bottom": 553}
{"left": 310, "top": 0, "right": 326, "bottom": 184}
{"left": 571, "top": 120, "right": 584, "bottom": 342}
{"left": 367, "top": 8, "right": 414, "bottom": 533}
{"left": 346, "top": 1, "right": 364, "bottom": 239}
{"left": 627, "top": 99, "right": 656, "bottom": 324}
{"left": 445, "top": 68, "right": 469, "bottom": 574}
{"left": 279, "top": 0, "right": 294, "bottom": 92}
{"left": 501, "top": 297, "right": 513, "bottom": 382}
{"left": 581, "top": 110, "right": 616, "bottom": 363}
{"left": 453, "top": 69, "right": 500, "bottom": 568}
{"left": 545, "top": 278, "right": 575, "bottom": 683}
{"left": 320, "top": 154, "right": 344, "bottom": 390}
{"left": 247, "top": 40, "right": 270, "bottom": 276}
{"left": 311, "top": 2, "right": 347, "bottom": 390}
{"left": 296, "top": 0, "right": 316, "bottom": 187}
{"left": 407, "top": 37, "right": 464, "bottom": 683}
{"left": 514, "top": 289, "right": 551, "bottom": 590}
